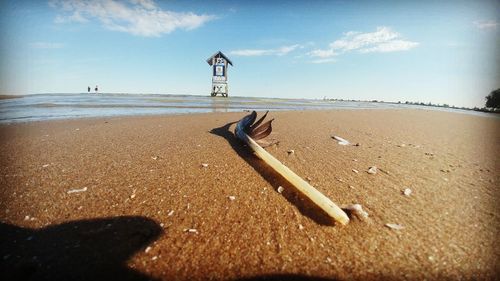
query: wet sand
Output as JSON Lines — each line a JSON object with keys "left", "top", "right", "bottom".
{"left": 0, "top": 109, "right": 498, "bottom": 280}
{"left": 0, "top": 95, "right": 21, "bottom": 100}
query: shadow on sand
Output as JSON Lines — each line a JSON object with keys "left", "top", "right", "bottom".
{"left": 210, "top": 120, "right": 336, "bottom": 226}
{"left": 233, "top": 274, "right": 338, "bottom": 281}
{"left": 0, "top": 216, "right": 162, "bottom": 281}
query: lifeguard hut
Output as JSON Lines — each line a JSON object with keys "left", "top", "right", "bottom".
{"left": 206, "top": 51, "right": 232, "bottom": 97}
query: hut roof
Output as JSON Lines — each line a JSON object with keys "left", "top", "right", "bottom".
{"left": 206, "top": 51, "right": 233, "bottom": 66}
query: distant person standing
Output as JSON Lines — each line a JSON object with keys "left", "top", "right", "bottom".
{"left": 95, "top": 85, "right": 98, "bottom": 94}
{"left": 87, "top": 86, "right": 91, "bottom": 93}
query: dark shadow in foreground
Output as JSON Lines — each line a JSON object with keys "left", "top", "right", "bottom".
{"left": 210, "top": 120, "right": 336, "bottom": 226}
{"left": 234, "top": 274, "right": 338, "bottom": 281}
{"left": 0, "top": 216, "right": 162, "bottom": 281}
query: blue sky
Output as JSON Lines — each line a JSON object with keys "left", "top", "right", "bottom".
{"left": 0, "top": 0, "right": 498, "bottom": 107}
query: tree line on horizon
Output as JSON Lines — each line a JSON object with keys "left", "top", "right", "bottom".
{"left": 323, "top": 88, "right": 500, "bottom": 113}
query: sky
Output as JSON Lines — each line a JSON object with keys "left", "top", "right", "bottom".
{"left": 0, "top": 0, "right": 498, "bottom": 107}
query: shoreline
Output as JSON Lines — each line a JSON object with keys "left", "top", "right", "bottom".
{"left": 1, "top": 93, "right": 498, "bottom": 125}
{"left": 1, "top": 109, "right": 498, "bottom": 280}
{"left": 1, "top": 106, "right": 498, "bottom": 125}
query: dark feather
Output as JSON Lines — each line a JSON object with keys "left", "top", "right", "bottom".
{"left": 235, "top": 111, "right": 274, "bottom": 142}
{"left": 248, "top": 119, "right": 274, "bottom": 140}
{"left": 235, "top": 111, "right": 257, "bottom": 140}
{"left": 250, "top": 111, "right": 269, "bottom": 131}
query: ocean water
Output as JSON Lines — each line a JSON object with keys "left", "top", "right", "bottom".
{"left": 0, "top": 93, "right": 493, "bottom": 123}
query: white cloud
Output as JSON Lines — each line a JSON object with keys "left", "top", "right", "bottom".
{"left": 276, "top": 44, "right": 301, "bottom": 56}
{"left": 49, "top": 0, "right": 216, "bottom": 37}
{"left": 307, "top": 49, "right": 337, "bottom": 58}
{"left": 310, "top": 58, "right": 336, "bottom": 64}
{"left": 359, "top": 40, "right": 419, "bottom": 53}
{"left": 230, "top": 44, "right": 301, "bottom": 57}
{"left": 30, "top": 42, "right": 65, "bottom": 49}
{"left": 309, "top": 26, "right": 418, "bottom": 59}
{"left": 473, "top": 20, "right": 498, "bottom": 30}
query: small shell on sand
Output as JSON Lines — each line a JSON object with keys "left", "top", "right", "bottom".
{"left": 367, "top": 166, "right": 377, "bottom": 174}
{"left": 342, "top": 204, "right": 369, "bottom": 220}
{"left": 287, "top": 149, "right": 295, "bottom": 155}
{"left": 184, "top": 228, "right": 198, "bottom": 234}
{"left": 298, "top": 224, "right": 304, "bottom": 230}
{"left": 167, "top": 210, "right": 174, "bottom": 216}
{"left": 228, "top": 196, "right": 236, "bottom": 201}
{"left": 403, "top": 188, "right": 412, "bottom": 196}
{"left": 277, "top": 186, "right": 284, "bottom": 193}
{"left": 332, "top": 136, "right": 350, "bottom": 145}
{"left": 352, "top": 169, "right": 359, "bottom": 174}
{"left": 201, "top": 163, "right": 209, "bottom": 168}
{"left": 144, "top": 246, "right": 152, "bottom": 253}
{"left": 385, "top": 223, "right": 404, "bottom": 230}
{"left": 67, "top": 187, "right": 87, "bottom": 194}
{"left": 42, "top": 164, "right": 50, "bottom": 168}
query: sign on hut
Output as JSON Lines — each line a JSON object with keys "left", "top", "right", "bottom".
{"left": 206, "top": 51, "right": 232, "bottom": 97}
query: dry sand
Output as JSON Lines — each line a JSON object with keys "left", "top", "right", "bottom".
{"left": 0, "top": 109, "right": 499, "bottom": 280}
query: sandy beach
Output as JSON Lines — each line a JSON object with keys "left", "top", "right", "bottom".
{"left": 0, "top": 109, "right": 498, "bottom": 280}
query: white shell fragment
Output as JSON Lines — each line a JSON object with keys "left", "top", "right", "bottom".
{"left": 67, "top": 187, "right": 88, "bottom": 194}
{"left": 277, "top": 186, "right": 284, "bottom": 193}
{"left": 332, "top": 136, "right": 350, "bottom": 145}
{"left": 352, "top": 169, "right": 359, "bottom": 174}
{"left": 367, "top": 166, "right": 378, "bottom": 174}
{"left": 385, "top": 223, "right": 404, "bottom": 230}
{"left": 201, "top": 163, "right": 209, "bottom": 168}
{"left": 167, "top": 210, "right": 174, "bottom": 216}
{"left": 342, "top": 204, "right": 369, "bottom": 220}
{"left": 287, "top": 149, "right": 295, "bottom": 155}
{"left": 403, "top": 188, "right": 412, "bottom": 196}
{"left": 298, "top": 224, "right": 304, "bottom": 230}
{"left": 184, "top": 228, "right": 198, "bottom": 234}
{"left": 228, "top": 196, "right": 236, "bottom": 201}
{"left": 144, "top": 246, "right": 152, "bottom": 253}
{"left": 42, "top": 164, "right": 50, "bottom": 168}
